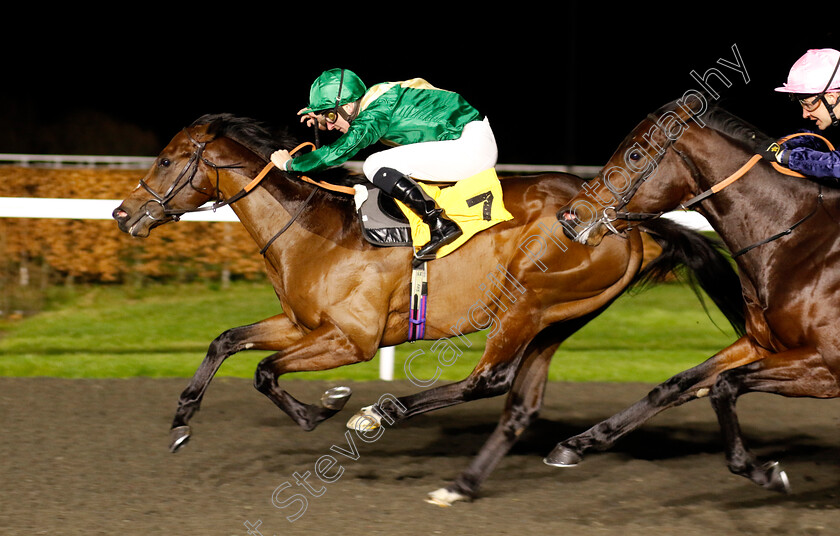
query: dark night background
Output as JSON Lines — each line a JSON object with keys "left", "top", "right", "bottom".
{"left": 1, "top": 7, "right": 835, "bottom": 168}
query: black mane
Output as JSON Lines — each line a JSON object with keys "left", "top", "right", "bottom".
{"left": 700, "top": 105, "right": 767, "bottom": 151}
{"left": 192, "top": 113, "right": 293, "bottom": 160}
{"left": 653, "top": 99, "right": 769, "bottom": 154}
{"left": 191, "top": 113, "right": 366, "bottom": 187}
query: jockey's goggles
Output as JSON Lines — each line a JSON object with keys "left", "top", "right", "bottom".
{"left": 318, "top": 104, "right": 357, "bottom": 125}
{"left": 794, "top": 94, "right": 823, "bottom": 112}
{"left": 321, "top": 109, "right": 340, "bottom": 124}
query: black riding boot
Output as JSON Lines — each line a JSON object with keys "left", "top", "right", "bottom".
{"left": 372, "top": 167, "right": 462, "bottom": 263}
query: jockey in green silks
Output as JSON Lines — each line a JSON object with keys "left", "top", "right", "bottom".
{"left": 271, "top": 68, "right": 498, "bottom": 263}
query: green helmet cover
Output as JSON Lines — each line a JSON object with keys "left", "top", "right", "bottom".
{"left": 301, "top": 68, "right": 367, "bottom": 114}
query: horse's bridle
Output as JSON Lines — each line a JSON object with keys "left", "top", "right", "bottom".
{"left": 580, "top": 113, "right": 677, "bottom": 236}
{"left": 135, "top": 129, "right": 360, "bottom": 255}
{"left": 588, "top": 112, "right": 834, "bottom": 257}
{"left": 137, "top": 129, "right": 245, "bottom": 223}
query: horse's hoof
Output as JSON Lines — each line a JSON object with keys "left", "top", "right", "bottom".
{"left": 346, "top": 405, "right": 381, "bottom": 431}
{"left": 321, "top": 386, "right": 352, "bottom": 410}
{"left": 425, "top": 487, "right": 471, "bottom": 507}
{"left": 543, "top": 444, "right": 583, "bottom": 467}
{"left": 760, "top": 462, "right": 791, "bottom": 494}
{"left": 169, "top": 425, "right": 191, "bottom": 453}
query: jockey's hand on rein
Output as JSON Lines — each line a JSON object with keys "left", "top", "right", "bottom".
{"left": 271, "top": 150, "right": 292, "bottom": 170}
{"left": 759, "top": 140, "right": 788, "bottom": 165}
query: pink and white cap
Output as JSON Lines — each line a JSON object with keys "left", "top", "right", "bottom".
{"left": 775, "top": 48, "right": 840, "bottom": 94}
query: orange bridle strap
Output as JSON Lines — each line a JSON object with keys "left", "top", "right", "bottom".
{"left": 679, "top": 132, "right": 835, "bottom": 212}
{"left": 711, "top": 132, "right": 836, "bottom": 195}
{"left": 298, "top": 175, "right": 357, "bottom": 195}
{"left": 710, "top": 154, "right": 763, "bottom": 193}
{"left": 243, "top": 142, "right": 356, "bottom": 196}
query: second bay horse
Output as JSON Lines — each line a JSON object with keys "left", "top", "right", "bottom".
{"left": 553, "top": 98, "right": 840, "bottom": 493}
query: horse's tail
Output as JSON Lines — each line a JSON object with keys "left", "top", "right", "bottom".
{"left": 634, "top": 217, "right": 746, "bottom": 336}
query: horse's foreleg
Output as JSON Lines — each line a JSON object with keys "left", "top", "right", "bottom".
{"left": 254, "top": 322, "right": 374, "bottom": 431}
{"left": 544, "top": 335, "right": 763, "bottom": 467}
{"left": 426, "top": 337, "right": 560, "bottom": 506}
{"left": 170, "top": 314, "right": 312, "bottom": 452}
{"left": 709, "top": 347, "right": 840, "bottom": 493}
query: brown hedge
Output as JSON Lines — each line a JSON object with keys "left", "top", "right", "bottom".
{"left": 0, "top": 166, "right": 266, "bottom": 283}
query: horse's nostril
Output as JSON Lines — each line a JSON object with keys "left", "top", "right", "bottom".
{"left": 112, "top": 207, "right": 128, "bottom": 221}
{"left": 561, "top": 211, "right": 576, "bottom": 221}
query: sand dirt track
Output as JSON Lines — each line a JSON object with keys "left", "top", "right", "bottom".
{"left": 1, "top": 377, "right": 839, "bottom": 535}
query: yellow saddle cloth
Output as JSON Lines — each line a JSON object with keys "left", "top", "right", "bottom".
{"left": 395, "top": 168, "right": 513, "bottom": 260}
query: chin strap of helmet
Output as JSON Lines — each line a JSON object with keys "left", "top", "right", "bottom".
{"left": 817, "top": 56, "right": 840, "bottom": 126}
{"left": 821, "top": 95, "right": 840, "bottom": 127}
{"left": 818, "top": 93, "right": 840, "bottom": 127}
{"left": 336, "top": 101, "right": 360, "bottom": 123}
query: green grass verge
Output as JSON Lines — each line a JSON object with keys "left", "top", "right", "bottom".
{"left": 0, "top": 280, "right": 739, "bottom": 383}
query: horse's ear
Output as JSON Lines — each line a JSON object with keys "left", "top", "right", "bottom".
{"left": 190, "top": 113, "right": 231, "bottom": 141}
{"left": 202, "top": 119, "right": 223, "bottom": 140}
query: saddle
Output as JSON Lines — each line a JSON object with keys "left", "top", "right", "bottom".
{"left": 357, "top": 186, "right": 414, "bottom": 247}
{"left": 356, "top": 167, "right": 513, "bottom": 258}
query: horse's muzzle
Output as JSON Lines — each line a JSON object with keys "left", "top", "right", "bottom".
{"left": 112, "top": 204, "right": 159, "bottom": 238}
{"left": 556, "top": 206, "right": 613, "bottom": 246}
{"left": 112, "top": 206, "right": 131, "bottom": 232}
{"left": 113, "top": 206, "right": 129, "bottom": 225}
{"left": 557, "top": 209, "right": 581, "bottom": 241}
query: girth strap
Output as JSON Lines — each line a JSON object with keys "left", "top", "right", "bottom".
{"left": 408, "top": 262, "right": 428, "bottom": 342}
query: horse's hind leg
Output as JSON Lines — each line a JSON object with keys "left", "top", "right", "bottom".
{"left": 349, "top": 357, "right": 519, "bottom": 430}
{"left": 426, "top": 335, "right": 560, "bottom": 506}
{"left": 709, "top": 348, "right": 840, "bottom": 493}
{"left": 346, "top": 316, "right": 544, "bottom": 431}
{"left": 170, "top": 314, "right": 352, "bottom": 451}
{"left": 545, "top": 336, "right": 762, "bottom": 467}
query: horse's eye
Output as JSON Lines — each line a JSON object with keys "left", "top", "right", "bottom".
{"left": 629, "top": 151, "right": 642, "bottom": 161}
{"left": 159, "top": 158, "right": 171, "bottom": 168}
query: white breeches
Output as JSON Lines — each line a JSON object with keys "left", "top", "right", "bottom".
{"left": 362, "top": 118, "right": 498, "bottom": 183}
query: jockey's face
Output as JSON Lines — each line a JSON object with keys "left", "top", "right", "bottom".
{"left": 801, "top": 92, "right": 840, "bottom": 130}
{"left": 321, "top": 104, "right": 354, "bottom": 134}
{"left": 324, "top": 112, "right": 350, "bottom": 133}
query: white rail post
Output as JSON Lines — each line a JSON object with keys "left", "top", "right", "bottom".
{"left": 378, "top": 347, "right": 395, "bottom": 381}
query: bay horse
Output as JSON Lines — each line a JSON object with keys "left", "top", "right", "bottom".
{"left": 112, "top": 113, "right": 744, "bottom": 504}
{"left": 553, "top": 98, "right": 840, "bottom": 493}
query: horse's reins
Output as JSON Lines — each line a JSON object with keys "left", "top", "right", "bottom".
{"left": 253, "top": 143, "right": 357, "bottom": 255}
{"left": 232, "top": 141, "right": 357, "bottom": 201}
{"left": 137, "top": 128, "right": 280, "bottom": 220}
{"left": 682, "top": 132, "right": 833, "bottom": 257}
{"left": 680, "top": 132, "right": 835, "bottom": 210}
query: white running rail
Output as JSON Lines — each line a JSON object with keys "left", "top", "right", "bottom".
{"left": 0, "top": 155, "right": 711, "bottom": 380}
